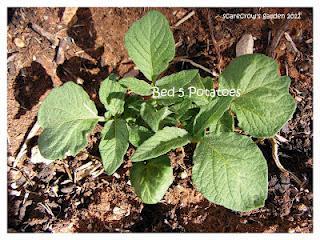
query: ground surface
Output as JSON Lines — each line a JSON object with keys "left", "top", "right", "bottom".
{"left": 7, "top": 7, "right": 313, "bottom": 233}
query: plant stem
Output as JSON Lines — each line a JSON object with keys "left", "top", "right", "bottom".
{"left": 98, "top": 116, "right": 106, "bottom": 122}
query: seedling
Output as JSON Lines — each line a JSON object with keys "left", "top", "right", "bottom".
{"left": 38, "top": 10, "right": 296, "bottom": 211}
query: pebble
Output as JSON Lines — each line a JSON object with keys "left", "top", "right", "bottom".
{"left": 180, "top": 171, "right": 188, "bottom": 179}
{"left": 288, "top": 228, "right": 296, "bottom": 233}
{"left": 297, "top": 203, "right": 308, "bottom": 212}
{"left": 113, "top": 172, "right": 120, "bottom": 179}
{"left": 113, "top": 206, "right": 126, "bottom": 216}
{"left": 14, "top": 38, "right": 25, "bottom": 48}
{"left": 236, "top": 34, "right": 254, "bottom": 56}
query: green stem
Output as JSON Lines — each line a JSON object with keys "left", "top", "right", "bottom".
{"left": 98, "top": 116, "right": 106, "bottom": 122}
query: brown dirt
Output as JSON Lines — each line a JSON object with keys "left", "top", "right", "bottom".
{"left": 7, "top": 7, "right": 313, "bottom": 233}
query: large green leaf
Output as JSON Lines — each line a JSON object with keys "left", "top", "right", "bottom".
{"left": 184, "top": 74, "right": 212, "bottom": 106}
{"left": 192, "top": 132, "right": 268, "bottom": 212}
{"left": 99, "top": 74, "right": 126, "bottom": 116}
{"left": 209, "top": 111, "right": 234, "bottom": 134}
{"left": 128, "top": 124, "right": 153, "bottom": 147}
{"left": 120, "top": 77, "right": 152, "bottom": 96}
{"left": 123, "top": 95, "right": 144, "bottom": 122}
{"left": 38, "top": 82, "right": 99, "bottom": 160}
{"left": 193, "top": 96, "right": 232, "bottom": 136}
{"left": 140, "top": 102, "right": 171, "bottom": 132}
{"left": 154, "top": 95, "right": 184, "bottom": 107}
{"left": 99, "top": 118, "right": 129, "bottom": 175}
{"left": 169, "top": 98, "right": 194, "bottom": 119}
{"left": 219, "top": 54, "right": 296, "bottom": 137}
{"left": 125, "top": 10, "right": 175, "bottom": 81}
{"left": 155, "top": 70, "right": 198, "bottom": 91}
{"left": 130, "top": 155, "right": 173, "bottom": 204}
{"left": 131, "top": 127, "right": 190, "bottom": 162}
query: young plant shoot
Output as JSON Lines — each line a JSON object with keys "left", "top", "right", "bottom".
{"left": 37, "top": 10, "right": 296, "bottom": 211}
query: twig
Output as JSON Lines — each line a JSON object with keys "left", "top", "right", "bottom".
{"left": 38, "top": 202, "right": 55, "bottom": 218}
{"left": 14, "top": 121, "right": 40, "bottom": 168}
{"left": 270, "top": 138, "right": 303, "bottom": 186}
{"left": 30, "top": 23, "right": 59, "bottom": 46}
{"left": 267, "top": 20, "right": 289, "bottom": 58}
{"left": 284, "top": 32, "right": 302, "bottom": 59}
{"left": 207, "top": 10, "right": 222, "bottom": 73}
{"left": 174, "top": 56, "right": 219, "bottom": 77}
{"left": 55, "top": 38, "right": 68, "bottom": 64}
{"left": 174, "top": 10, "right": 195, "bottom": 27}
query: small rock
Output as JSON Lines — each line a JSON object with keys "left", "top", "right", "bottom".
{"left": 297, "top": 203, "right": 308, "bottom": 212}
{"left": 288, "top": 228, "right": 296, "bottom": 233}
{"left": 76, "top": 77, "right": 84, "bottom": 85}
{"left": 10, "top": 182, "right": 18, "bottom": 190}
{"left": 9, "top": 190, "right": 21, "bottom": 196}
{"left": 236, "top": 34, "right": 254, "bottom": 56}
{"left": 61, "top": 185, "right": 74, "bottom": 194}
{"left": 113, "top": 206, "right": 126, "bottom": 216}
{"left": 240, "top": 218, "right": 248, "bottom": 224}
{"left": 113, "top": 172, "right": 120, "bottom": 179}
{"left": 180, "top": 171, "right": 188, "bottom": 179}
{"left": 14, "top": 38, "right": 25, "bottom": 48}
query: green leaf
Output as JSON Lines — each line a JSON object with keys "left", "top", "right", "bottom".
{"left": 128, "top": 125, "right": 154, "bottom": 147}
{"left": 38, "top": 82, "right": 99, "bottom": 160}
{"left": 130, "top": 155, "right": 173, "bottom": 204}
{"left": 120, "top": 77, "right": 152, "bottom": 96}
{"left": 154, "top": 95, "right": 184, "bottom": 107}
{"left": 155, "top": 70, "right": 198, "bottom": 91}
{"left": 140, "top": 102, "right": 172, "bottom": 132}
{"left": 184, "top": 74, "right": 212, "bottom": 106}
{"left": 125, "top": 10, "right": 175, "bottom": 81}
{"left": 169, "top": 98, "right": 194, "bottom": 119}
{"left": 131, "top": 127, "right": 190, "bottom": 162}
{"left": 123, "top": 95, "right": 144, "bottom": 122}
{"left": 193, "top": 96, "right": 232, "bottom": 136}
{"left": 202, "top": 76, "right": 214, "bottom": 90}
{"left": 209, "top": 111, "right": 234, "bottom": 134}
{"left": 99, "top": 118, "right": 129, "bottom": 175}
{"left": 192, "top": 132, "right": 268, "bottom": 212}
{"left": 219, "top": 54, "right": 296, "bottom": 137}
{"left": 99, "top": 74, "right": 126, "bottom": 116}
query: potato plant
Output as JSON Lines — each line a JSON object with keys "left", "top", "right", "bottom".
{"left": 38, "top": 11, "right": 296, "bottom": 211}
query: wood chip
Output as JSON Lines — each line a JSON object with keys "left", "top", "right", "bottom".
{"left": 61, "top": 7, "right": 78, "bottom": 25}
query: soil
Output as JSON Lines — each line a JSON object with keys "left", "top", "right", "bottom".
{"left": 7, "top": 7, "right": 313, "bottom": 233}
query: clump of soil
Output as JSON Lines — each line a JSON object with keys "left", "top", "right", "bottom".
{"left": 7, "top": 7, "right": 313, "bottom": 233}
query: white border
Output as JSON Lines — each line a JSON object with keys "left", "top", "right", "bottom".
{"left": 1, "top": 0, "right": 319, "bottom": 240}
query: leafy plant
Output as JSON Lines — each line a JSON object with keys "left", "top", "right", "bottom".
{"left": 38, "top": 10, "right": 296, "bottom": 211}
